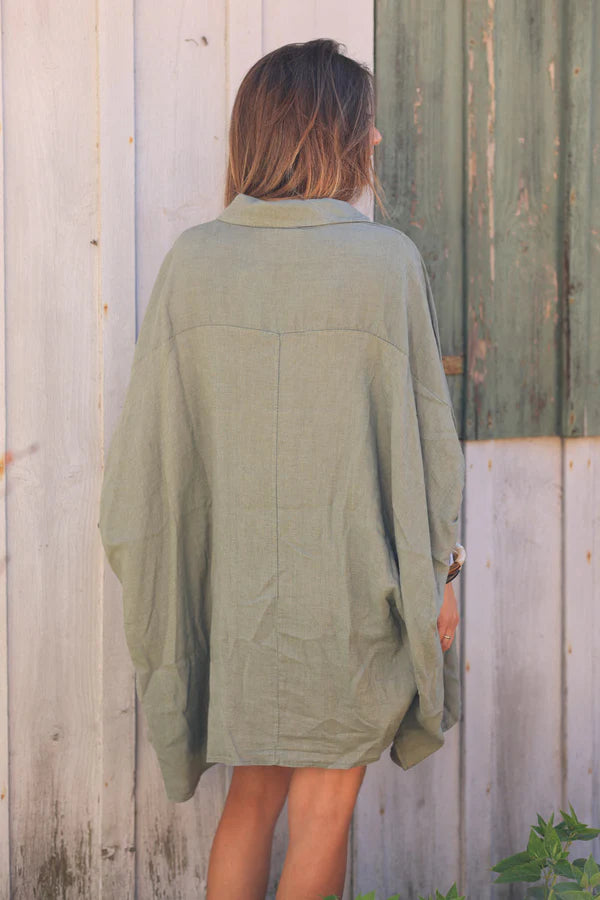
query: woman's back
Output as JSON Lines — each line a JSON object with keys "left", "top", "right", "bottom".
{"left": 98, "top": 189, "right": 465, "bottom": 803}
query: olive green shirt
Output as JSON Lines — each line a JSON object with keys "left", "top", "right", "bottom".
{"left": 98, "top": 193, "right": 466, "bottom": 803}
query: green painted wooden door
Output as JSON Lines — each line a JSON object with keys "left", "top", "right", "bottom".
{"left": 375, "top": 0, "right": 599, "bottom": 438}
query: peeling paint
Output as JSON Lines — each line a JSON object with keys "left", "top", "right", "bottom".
{"left": 483, "top": 0, "right": 496, "bottom": 285}
{"left": 468, "top": 316, "right": 490, "bottom": 386}
{"left": 515, "top": 176, "right": 530, "bottom": 217}
{"left": 413, "top": 84, "right": 423, "bottom": 136}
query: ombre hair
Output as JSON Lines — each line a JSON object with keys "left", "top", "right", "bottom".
{"left": 224, "top": 38, "right": 389, "bottom": 219}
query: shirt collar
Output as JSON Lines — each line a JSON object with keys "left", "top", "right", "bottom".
{"left": 217, "top": 192, "right": 372, "bottom": 228}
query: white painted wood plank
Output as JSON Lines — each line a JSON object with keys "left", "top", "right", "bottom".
{"left": 130, "top": 1, "right": 231, "bottom": 897}
{"left": 226, "top": 0, "right": 263, "bottom": 134}
{"left": 564, "top": 438, "right": 600, "bottom": 861}
{"left": 97, "top": 0, "right": 137, "bottom": 895}
{"left": 462, "top": 440, "right": 496, "bottom": 899}
{"left": 464, "top": 440, "right": 563, "bottom": 898}
{"left": 491, "top": 439, "right": 562, "bottom": 854}
{"left": 3, "top": 0, "right": 101, "bottom": 895}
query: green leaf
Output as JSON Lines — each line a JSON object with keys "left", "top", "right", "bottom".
{"left": 528, "top": 829, "right": 548, "bottom": 859}
{"left": 555, "top": 859, "right": 582, "bottom": 879}
{"left": 444, "top": 884, "right": 465, "bottom": 899}
{"left": 554, "top": 883, "right": 590, "bottom": 895}
{"left": 576, "top": 828, "right": 600, "bottom": 842}
{"left": 492, "top": 861, "right": 545, "bottom": 884}
{"left": 584, "top": 855, "right": 600, "bottom": 878}
{"left": 491, "top": 850, "right": 533, "bottom": 872}
{"left": 525, "top": 887, "right": 549, "bottom": 898}
{"left": 544, "top": 824, "right": 564, "bottom": 859}
{"left": 550, "top": 891, "right": 596, "bottom": 898}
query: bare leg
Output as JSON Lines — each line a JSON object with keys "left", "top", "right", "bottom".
{"left": 276, "top": 765, "right": 367, "bottom": 900}
{"left": 206, "top": 765, "right": 293, "bottom": 900}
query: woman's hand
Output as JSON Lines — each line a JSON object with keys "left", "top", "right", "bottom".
{"left": 438, "top": 580, "right": 459, "bottom": 652}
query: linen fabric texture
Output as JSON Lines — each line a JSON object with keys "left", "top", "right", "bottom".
{"left": 98, "top": 193, "right": 466, "bottom": 803}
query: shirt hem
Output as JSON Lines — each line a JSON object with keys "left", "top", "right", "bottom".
{"left": 205, "top": 748, "right": 387, "bottom": 769}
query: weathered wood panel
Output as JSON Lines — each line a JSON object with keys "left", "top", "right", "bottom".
{"left": 353, "top": 439, "right": 600, "bottom": 900}
{"left": 0, "top": 1, "right": 597, "bottom": 898}
{"left": 561, "top": 1, "right": 600, "bottom": 436}
{"left": 375, "top": 0, "right": 465, "bottom": 419}
{"left": 564, "top": 439, "right": 600, "bottom": 859}
{"left": 3, "top": 0, "right": 100, "bottom": 897}
{"left": 354, "top": 8, "right": 465, "bottom": 896}
{"left": 466, "top": 0, "right": 563, "bottom": 440}
{"left": 130, "top": 1, "right": 229, "bottom": 898}
{"left": 376, "top": 0, "right": 599, "bottom": 440}
{"left": 467, "top": 440, "right": 563, "bottom": 900}
{"left": 97, "top": 0, "right": 137, "bottom": 895}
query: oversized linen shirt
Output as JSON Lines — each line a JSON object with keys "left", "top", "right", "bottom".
{"left": 98, "top": 192, "right": 466, "bottom": 803}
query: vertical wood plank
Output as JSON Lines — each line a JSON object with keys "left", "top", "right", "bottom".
{"left": 97, "top": 0, "right": 137, "bottom": 894}
{"left": 4, "top": 1, "right": 101, "bottom": 896}
{"left": 465, "top": 0, "right": 562, "bottom": 440}
{"left": 130, "top": 1, "right": 231, "bottom": 898}
{"left": 564, "top": 438, "right": 600, "bottom": 860}
{"left": 560, "top": 1, "right": 600, "bottom": 436}
{"left": 358, "top": 2, "right": 464, "bottom": 897}
{"left": 462, "top": 441, "right": 495, "bottom": 899}
{"left": 462, "top": 441, "right": 563, "bottom": 899}
{"left": 495, "top": 440, "right": 562, "bottom": 896}
{"left": 375, "top": 0, "right": 465, "bottom": 421}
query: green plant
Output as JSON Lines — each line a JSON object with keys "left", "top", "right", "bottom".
{"left": 323, "top": 804, "right": 599, "bottom": 899}
{"left": 322, "top": 882, "right": 463, "bottom": 899}
{"left": 490, "top": 804, "right": 600, "bottom": 897}
{"left": 417, "top": 886, "right": 465, "bottom": 900}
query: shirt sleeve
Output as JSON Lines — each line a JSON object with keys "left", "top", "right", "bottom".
{"left": 390, "top": 242, "right": 466, "bottom": 770}
{"left": 98, "top": 243, "right": 213, "bottom": 802}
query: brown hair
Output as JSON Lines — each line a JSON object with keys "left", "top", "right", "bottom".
{"left": 224, "top": 38, "right": 389, "bottom": 219}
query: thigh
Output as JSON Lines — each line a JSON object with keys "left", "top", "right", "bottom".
{"left": 286, "top": 765, "right": 367, "bottom": 837}
{"left": 227, "top": 764, "right": 295, "bottom": 813}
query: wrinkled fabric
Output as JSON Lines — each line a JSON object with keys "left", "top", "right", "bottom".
{"left": 98, "top": 193, "right": 466, "bottom": 803}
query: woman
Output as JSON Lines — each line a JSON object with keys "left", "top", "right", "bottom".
{"left": 99, "top": 37, "right": 465, "bottom": 900}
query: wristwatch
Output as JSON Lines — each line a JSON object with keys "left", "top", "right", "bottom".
{"left": 446, "top": 542, "right": 466, "bottom": 584}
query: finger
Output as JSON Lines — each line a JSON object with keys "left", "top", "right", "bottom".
{"left": 438, "top": 627, "right": 455, "bottom": 652}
